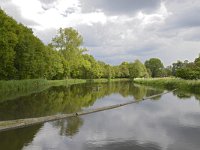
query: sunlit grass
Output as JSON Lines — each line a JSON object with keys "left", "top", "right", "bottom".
{"left": 134, "top": 77, "right": 200, "bottom": 93}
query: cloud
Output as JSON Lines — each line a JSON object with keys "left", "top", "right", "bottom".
{"left": 76, "top": 4, "right": 172, "bottom": 65}
{"left": 163, "top": 0, "right": 200, "bottom": 29}
{"left": 39, "top": 0, "right": 57, "bottom": 4}
{"left": 0, "top": 1, "right": 38, "bottom": 26}
{"left": 6, "top": 0, "right": 107, "bottom": 30}
{"left": 80, "top": 0, "right": 161, "bottom": 15}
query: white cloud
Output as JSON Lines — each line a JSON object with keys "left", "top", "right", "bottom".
{"left": 0, "top": 0, "right": 200, "bottom": 66}
{"left": 8, "top": 0, "right": 107, "bottom": 30}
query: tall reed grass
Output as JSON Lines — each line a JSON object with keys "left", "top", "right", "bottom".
{"left": 134, "top": 77, "right": 200, "bottom": 93}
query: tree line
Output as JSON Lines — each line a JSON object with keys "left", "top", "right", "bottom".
{"left": 0, "top": 9, "right": 199, "bottom": 80}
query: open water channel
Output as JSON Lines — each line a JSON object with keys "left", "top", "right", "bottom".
{"left": 0, "top": 81, "right": 200, "bottom": 150}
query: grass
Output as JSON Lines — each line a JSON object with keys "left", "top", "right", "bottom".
{"left": 134, "top": 77, "right": 200, "bottom": 94}
{"left": 0, "top": 78, "right": 130, "bottom": 102}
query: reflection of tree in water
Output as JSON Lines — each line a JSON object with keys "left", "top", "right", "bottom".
{"left": 0, "top": 124, "right": 41, "bottom": 150}
{"left": 0, "top": 81, "right": 166, "bottom": 121}
{"left": 145, "top": 88, "right": 164, "bottom": 100}
{"left": 173, "top": 90, "right": 200, "bottom": 101}
{"left": 174, "top": 90, "right": 193, "bottom": 99}
{"left": 2, "top": 82, "right": 200, "bottom": 149}
{"left": 0, "top": 84, "right": 98, "bottom": 120}
{"left": 49, "top": 82, "right": 167, "bottom": 138}
{"left": 195, "top": 95, "right": 200, "bottom": 100}
{"left": 131, "top": 84, "right": 147, "bottom": 100}
{"left": 65, "top": 117, "right": 83, "bottom": 137}
{"left": 53, "top": 117, "right": 83, "bottom": 137}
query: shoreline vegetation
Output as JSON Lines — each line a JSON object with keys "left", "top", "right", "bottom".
{"left": 0, "top": 78, "right": 130, "bottom": 102}
{"left": 134, "top": 77, "right": 200, "bottom": 94}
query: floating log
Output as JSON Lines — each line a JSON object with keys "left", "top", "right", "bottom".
{"left": 0, "top": 89, "right": 176, "bottom": 132}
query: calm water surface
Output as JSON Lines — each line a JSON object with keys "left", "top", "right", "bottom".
{"left": 0, "top": 81, "right": 200, "bottom": 150}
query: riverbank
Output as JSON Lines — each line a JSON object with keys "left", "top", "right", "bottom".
{"left": 134, "top": 77, "right": 200, "bottom": 93}
{"left": 0, "top": 78, "right": 130, "bottom": 102}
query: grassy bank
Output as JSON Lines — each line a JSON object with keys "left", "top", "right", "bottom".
{"left": 0, "top": 78, "right": 130, "bottom": 102}
{"left": 134, "top": 77, "right": 200, "bottom": 93}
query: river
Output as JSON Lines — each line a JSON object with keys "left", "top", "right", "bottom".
{"left": 0, "top": 81, "right": 200, "bottom": 150}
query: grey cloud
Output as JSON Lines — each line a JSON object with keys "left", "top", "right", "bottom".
{"left": 39, "top": 0, "right": 57, "bottom": 4}
{"left": 165, "top": 8, "right": 200, "bottom": 30}
{"left": 80, "top": 0, "right": 161, "bottom": 15}
{"left": 39, "top": 0, "right": 78, "bottom": 16}
{"left": 176, "top": 27, "right": 200, "bottom": 42}
{"left": 77, "top": 17, "right": 200, "bottom": 66}
{"left": 163, "top": 0, "right": 200, "bottom": 30}
{"left": 77, "top": 23, "right": 162, "bottom": 65}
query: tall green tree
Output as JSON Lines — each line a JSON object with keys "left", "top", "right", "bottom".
{"left": 172, "top": 60, "right": 188, "bottom": 76}
{"left": 145, "top": 58, "right": 164, "bottom": 77}
{"left": 119, "top": 62, "right": 130, "bottom": 78}
{"left": 0, "top": 9, "right": 18, "bottom": 79}
{"left": 43, "top": 46, "right": 64, "bottom": 79}
{"left": 50, "top": 27, "right": 87, "bottom": 78}
{"left": 0, "top": 9, "right": 51, "bottom": 79}
{"left": 129, "top": 60, "right": 149, "bottom": 79}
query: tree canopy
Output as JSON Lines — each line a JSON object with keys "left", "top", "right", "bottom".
{"left": 145, "top": 58, "right": 164, "bottom": 78}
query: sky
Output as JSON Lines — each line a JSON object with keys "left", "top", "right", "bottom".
{"left": 0, "top": 0, "right": 200, "bottom": 66}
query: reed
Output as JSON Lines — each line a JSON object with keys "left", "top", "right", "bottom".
{"left": 134, "top": 77, "right": 200, "bottom": 93}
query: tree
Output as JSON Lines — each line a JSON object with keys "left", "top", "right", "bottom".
{"left": 195, "top": 54, "right": 200, "bottom": 67}
{"left": 176, "top": 56, "right": 200, "bottom": 80}
{"left": 162, "top": 66, "right": 173, "bottom": 77}
{"left": 0, "top": 9, "right": 18, "bottom": 79}
{"left": 14, "top": 25, "right": 48, "bottom": 79}
{"left": 172, "top": 60, "right": 188, "bottom": 76}
{"left": 145, "top": 58, "right": 164, "bottom": 77}
{"left": 50, "top": 28, "right": 86, "bottom": 78}
{"left": 129, "top": 60, "right": 149, "bottom": 79}
{"left": 0, "top": 9, "right": 51, "bottom": 79}
{"left": 119, "top": 62, "right": 130, "bottom": 78}
{"left": 43, "top": 46, "right": 64, "bottom": 79}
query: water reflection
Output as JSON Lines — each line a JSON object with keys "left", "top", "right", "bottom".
{"left": 0, "top": 125, "right": 41, "bottom": 150}
{"left": 22, "top": 93, "right": 200, "bottom": 150}
{"left": 54, "top": 117, "right": 84, "bottom": 137}
{"left": 0, "top": 82, "right": 162, "bottom": 121}
{"left": 173, "top": 90, "right": 200, "bottom": 100}
{"left": 0, "top": 82, "right": 200, "bottom": 150}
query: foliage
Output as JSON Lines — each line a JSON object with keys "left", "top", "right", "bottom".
{"left": 134, "top": 77, "right": 200, "bottom": 94}
{"left": 129, "top": 60, "right": 149, "bottom": 78}
{"left": 174, "top": 56, "right": 200, "bottom": 80}
{"left": 145, "top": 58, "right": 164, "bottom": 78}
